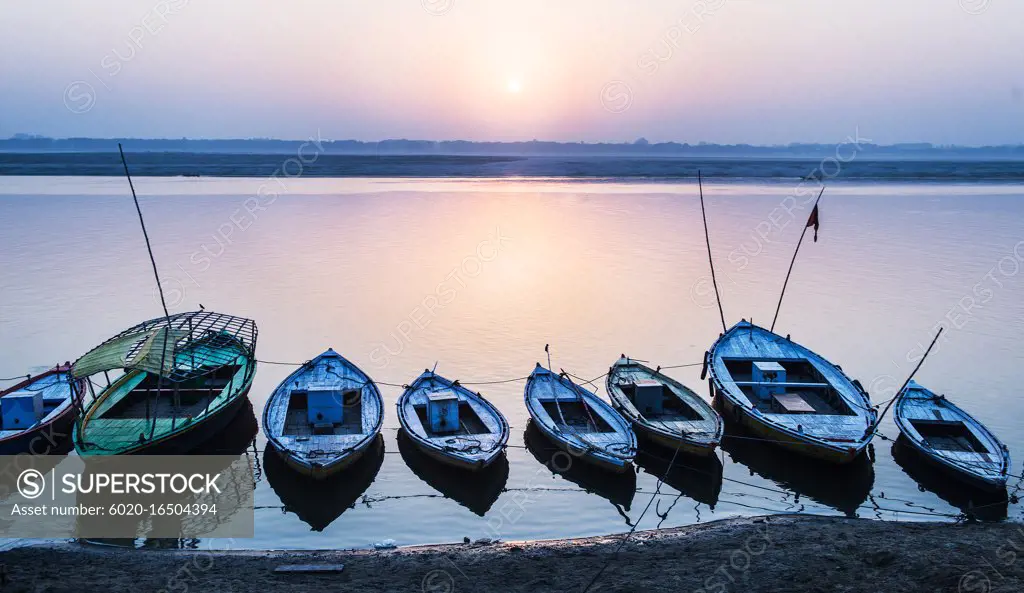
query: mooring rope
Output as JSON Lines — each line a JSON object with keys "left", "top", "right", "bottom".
{"left": 254, "top": 358, "right": 705, "bottom": 388}
{"left": 658, "top": 362, "right": 704, "bottom": 370}
{"left": 459, "top": 376, "right": 532, "bottom": 386}
{"left": 582, "top": 430, "right": 687, "bottom": 593}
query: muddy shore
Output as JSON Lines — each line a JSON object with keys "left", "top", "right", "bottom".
{"left": 1, "top": 515, "right": 1022, "bottom": 592}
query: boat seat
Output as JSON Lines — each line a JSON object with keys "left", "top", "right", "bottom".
{"left": 733, "top": 381, "right": 829, "bottom": 389}
{"left": 772, "top": 393, "right": 816, "bottom": 414}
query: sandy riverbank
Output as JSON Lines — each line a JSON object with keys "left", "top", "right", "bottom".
{"left": 1, "top": 516, "right": 1022, "bottom": 592}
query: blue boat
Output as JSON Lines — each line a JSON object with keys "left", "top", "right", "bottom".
{"left": 524, "top": 363, "right": 636, "bottom": 473}
{"left": 706, "top": 320, "right": 876, "bottom": 463}
{"left": 397, "top": 369, "right": 509, "bottom": 471}
{"left": 0, "top": 364, "right": 82, "bottom": 455}
{"left": 895, "top": 380, "right": 1010, "bottom": 492}
{"left": 607, "top": 355, "right": 723, "bottom": 457}
{"left": 263, "top": 349, "right": 383, "bottom": 479}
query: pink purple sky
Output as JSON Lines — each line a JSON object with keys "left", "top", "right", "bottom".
{"left": 1, "top": 0, "right": 1022, "bottom": 144}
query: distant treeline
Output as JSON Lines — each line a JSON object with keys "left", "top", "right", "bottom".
{"left": 3, "top": 135, "right": 1024, "bottom": 159}
{"left": 3, "top": 152, "right": 1024, "bottom": 180}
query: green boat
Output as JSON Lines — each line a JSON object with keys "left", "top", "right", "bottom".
{"left": 72, "top": 311, "right": 258, "bottom": 455}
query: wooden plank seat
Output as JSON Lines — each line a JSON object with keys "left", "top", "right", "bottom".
{"left": 732, "top": 381, "right": 830, "bottom": 389}
{"left": 772, "top": 393, "right": 817, "bottom": 414}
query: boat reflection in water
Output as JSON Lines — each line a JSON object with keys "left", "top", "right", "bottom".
{"left": 397, "top": 429, "right": 508, "bottom": 516}
{"left": 79, "top": 398, "right": 260, "bottom": 548}
{"left": 892, "top": 436, "right": 1009, "bottom": 521}
{"left": 0, "top": 442, "right": 73, "bottom": 514}
{"left": 524, "top": 421, "right": 636, "bottom": 514}
{"left": 634, "top": 441, "right": 723, "bottom": 508}
{"left": 721, "top": 422, "right": 874, "bottom": 517}
{"left": 264, "top": 434, "right": 383, "bottom": 531}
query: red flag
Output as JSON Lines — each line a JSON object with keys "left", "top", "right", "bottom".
{"left": 806, "top": 204, "right": 820, "bottom": 242}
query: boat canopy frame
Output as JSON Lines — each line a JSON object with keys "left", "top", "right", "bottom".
{"left": 71, "top": 311, "right": 258, "bottom": 383}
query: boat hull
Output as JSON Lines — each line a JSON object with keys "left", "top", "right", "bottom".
{"left": 626, "top": 418, "right": 718, "bottom": 457}
{"left": 403, "top": 431, "right": 504, "bottom": 472}
{"left": 530, "top": 418, "right": 632, "bottom": 474}
{"left": 898, "top": 428, "right": 1007, "bottom": 493}
{"left": 523, "top": 423, "right": 637, "bottom": 508}
{"left": 901, "top": 430, "right": 1003, "bottom": 493}
{"left": 715, "top": 392, "right": 866, "bottom": 464}
{"left": 0, "top": 405, "right": 77, "bottom": 455}
{"left": 270, "top": 434, "right": 376, "bottom": 480}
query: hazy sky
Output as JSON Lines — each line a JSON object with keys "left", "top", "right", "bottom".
{"left": 1, "top": 0, "right": 1022, "bottom": 144}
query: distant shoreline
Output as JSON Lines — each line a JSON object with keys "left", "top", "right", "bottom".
{"left": 2, "top": 153, "right": 1024, "bottom": 181}
{"left": 1, "top": 516, "right": 1021, "bottom": 592}
{"left": 3, "top": 136, "right": 1024, "bottom": 159}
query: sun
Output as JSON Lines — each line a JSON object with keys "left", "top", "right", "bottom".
{"left": 506, "top": 78, "right": 522, "bottom": 93}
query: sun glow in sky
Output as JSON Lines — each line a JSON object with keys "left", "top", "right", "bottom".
{"left": 1, "top": 0, "right": 1022, "bottom": 144}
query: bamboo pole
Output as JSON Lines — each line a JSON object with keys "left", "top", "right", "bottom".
{"left": 770, "top": 187, "right": 825, "bottom": 333}
{"left": 875, "top": 327, "right": 944, "bottom": 428}
{"left": 697, "top": 171, "right": 728, "bottom": 333}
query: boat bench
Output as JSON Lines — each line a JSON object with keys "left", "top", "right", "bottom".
{"left": 771, "top": 393, "right": 817, "bottom": 414}
{"left": 732, "top": 381, "right": 829, "bottom": 389}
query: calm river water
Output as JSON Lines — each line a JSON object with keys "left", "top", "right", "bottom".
{"left": 1, "top": 176, "right": 1022, "bottom": 549}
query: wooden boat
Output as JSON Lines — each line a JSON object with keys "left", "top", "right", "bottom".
{"left": 894, "top": 380, "right": 1010, "bottom": 492}
{"left": 0, "top": 363, "right": 83, "bottom": 455}
{"left": 607, "top": 356, "right": 723, "bottom": 457}
{"left": 705, "top": 320, "right": 876, "bottom": 464}
{"left": 524, "top": 363, "right": 636, "bottom": 473}
{"left": 398, "top": 429, "right": 508, "bottom": 516}
{"left": 264, "top": 435, "right": 385, "bottom": 531}
{"left": 264, "top": 349, "right": 383, "bottom": 479}
{"left": 396, "top": 369, "right": 509, "bottom": 471}
{"left": 72, "top": 311, "right": 257, "bottom": 455}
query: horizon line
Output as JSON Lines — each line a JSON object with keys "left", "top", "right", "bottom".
{"left": 5, "top": 134, "right": 1024, "bottom": 150}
